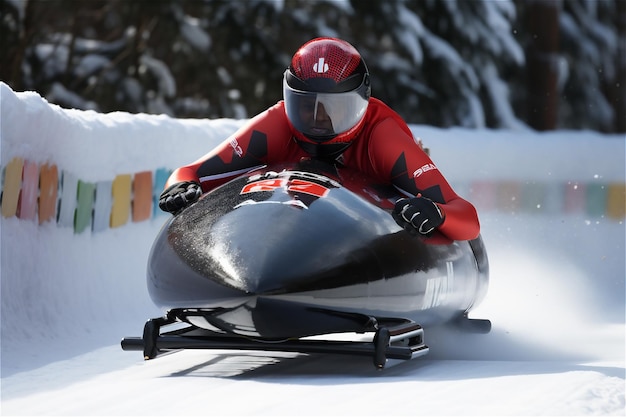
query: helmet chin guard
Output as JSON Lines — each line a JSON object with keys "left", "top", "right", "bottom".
{"left": 291, "top": 138, "right": 353, "bottom": 160}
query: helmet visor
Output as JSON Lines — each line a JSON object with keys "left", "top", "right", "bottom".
{"left": 283, "top": 79, "right": 369, "bottom": 141}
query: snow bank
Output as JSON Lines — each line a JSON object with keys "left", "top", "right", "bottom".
{"left": 1, "top": 82, "right": 245, "bottom": 180}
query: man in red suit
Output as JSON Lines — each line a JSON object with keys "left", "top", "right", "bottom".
{"left": 159, "top": 37, "right": 479, "bottom": 241}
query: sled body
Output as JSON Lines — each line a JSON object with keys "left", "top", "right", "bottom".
{"left": 146, "top": 161, "right": 489, "bottom": 340}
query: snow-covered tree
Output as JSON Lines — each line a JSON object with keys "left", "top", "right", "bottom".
{"left": 558, "top": 0, "right": 624, "bottom": 132}
{"left": 349, "top": 0, "right": 526, "bottom": 129}
{"left": 511, "top": 0, "right": 624, "bottom": 132}
{"left": 0, "top": 0, "right": 622, "bottom": 132}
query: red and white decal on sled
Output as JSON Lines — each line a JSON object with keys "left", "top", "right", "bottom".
{"left": 241, "top": 178, "right": 330, "bottom": 198}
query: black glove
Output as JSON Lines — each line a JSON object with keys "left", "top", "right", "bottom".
{"left": 158, "top": 181, "right": 202, "bottom": 214}
{"left": 393, "top": 195, "right": 444, "bottom": 235}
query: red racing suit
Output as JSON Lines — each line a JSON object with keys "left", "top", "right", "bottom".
{"left": 166, "top": 98, "right": 480, "bottom": 241}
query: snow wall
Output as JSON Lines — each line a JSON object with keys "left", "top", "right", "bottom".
{"left": 1, "top": 82, "right": 624, "bottom": 371}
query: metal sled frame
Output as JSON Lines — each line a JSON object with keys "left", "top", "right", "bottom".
{"left": 121, "top": 314, "right": 430, "bottom": 369}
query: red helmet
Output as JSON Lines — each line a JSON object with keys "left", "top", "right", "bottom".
{"left": 283, "top": 38, "right": 371, "bottom": 158}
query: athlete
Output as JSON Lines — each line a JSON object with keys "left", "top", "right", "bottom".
{"left": 159, "top": 37, "right": 480, "bottom": 241}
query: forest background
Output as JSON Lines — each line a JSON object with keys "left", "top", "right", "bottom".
{"left": 1, "top": 0, "right": 624, "bottom": 133}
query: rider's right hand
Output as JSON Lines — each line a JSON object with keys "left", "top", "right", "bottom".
{"left": 158, "top": 181, "right": 202, "bottom": 214}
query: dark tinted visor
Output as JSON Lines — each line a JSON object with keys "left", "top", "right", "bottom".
{"left": 283, "top": 78, "right": 369, "bottom": 139}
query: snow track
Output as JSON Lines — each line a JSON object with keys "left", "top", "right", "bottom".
{"left": 1, "top": 83, "right": 624, "bottom": 416}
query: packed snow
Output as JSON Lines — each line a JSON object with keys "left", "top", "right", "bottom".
{"left": 1, "top": 82, "right": 624, "bottom": 416}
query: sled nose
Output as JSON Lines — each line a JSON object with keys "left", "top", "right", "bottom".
{"left": 205, "top": 201, "right": 388, "bottom": 295}
{"left": 206, "top": 212, "right": 344, "bottom": 294}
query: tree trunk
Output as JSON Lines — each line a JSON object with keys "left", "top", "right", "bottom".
{"left": 526, "top": 0, "right": 561, "bottom": 131}
{"left": 610, "top": 0, "right": 626, "bottom": 132}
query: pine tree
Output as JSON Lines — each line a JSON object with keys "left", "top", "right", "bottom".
{"left": 1, "top": 0, "right": 622, "bottom": 132}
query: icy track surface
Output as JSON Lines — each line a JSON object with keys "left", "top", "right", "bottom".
{"left": 1, "top": 83, "right": 624, "bottom": 415}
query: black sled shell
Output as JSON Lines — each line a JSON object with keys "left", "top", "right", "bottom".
{"left": 147, "top": 161, "right": 488, "bottom": 339}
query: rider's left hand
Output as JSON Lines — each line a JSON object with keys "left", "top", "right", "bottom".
{"left": 393, "top": 195, "right": 444, "bottom": 235}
